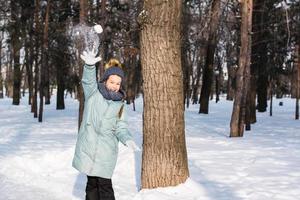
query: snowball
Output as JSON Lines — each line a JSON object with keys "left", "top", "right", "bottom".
{"left": 93, "top": 24, "right": 103, "bottom": 34}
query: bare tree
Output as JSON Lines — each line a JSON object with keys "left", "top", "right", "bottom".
{"left": 0, "top": 32, "right": 3, "bottom": 98}
{"left": 199, "top": 0, "right": 222, "bottom": 114}
{"left": 78, "top": 0, "right": 88, "bottom": 129}
{"left": 296, "top": 43, "right": 300, "bottom": 120}
{"left": 230, "top": 0, "right": 253, "bottom": 137}
{"left": 38, "top": 0, "right": 51, "bottom": 122}
{"left": 32, "top": 0, "right": 41, "bottom": 118}
{"left": 11, "top": 0, "right": 22, "bottom": 105}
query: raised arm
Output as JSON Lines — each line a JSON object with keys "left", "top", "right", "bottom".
{"left": 80, "top": 50, "right": 101, "bottom": 100}
{"left": 82, "top": 64, "right": 97, "bottom": 100}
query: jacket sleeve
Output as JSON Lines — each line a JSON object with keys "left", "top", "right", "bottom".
{"left": 115, "top": 105, "right": 133, "bottom": 145}
{"left": 81, "top": 64, "right": 98, "bottom": 100}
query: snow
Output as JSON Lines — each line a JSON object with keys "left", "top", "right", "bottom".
{"left": 0, "top": 94, "right": 300, "bottom": 200}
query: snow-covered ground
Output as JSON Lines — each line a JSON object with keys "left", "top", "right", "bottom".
{"left": 0, "top": 94, "right": 299, "bottom": 200}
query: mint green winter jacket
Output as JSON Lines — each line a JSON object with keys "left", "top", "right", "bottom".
{"left": 72, "top": 64, "right": 132, "bottom": 178}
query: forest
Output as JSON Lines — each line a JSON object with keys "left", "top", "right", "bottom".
{"left": 0, "top": 0, "right": 299, "bottom": 190}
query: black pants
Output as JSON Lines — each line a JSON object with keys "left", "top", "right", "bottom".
{"left": 85, "top": 176, "right": 115, "bottom": 200}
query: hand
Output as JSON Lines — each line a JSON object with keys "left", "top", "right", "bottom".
{"left": 126, "top": 140, "right": 141, "bottom": 152}
{"left": 80, "top": 49, "right": 101, "bottom": 66}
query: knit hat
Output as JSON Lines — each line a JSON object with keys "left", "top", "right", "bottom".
{"left": 100, "top": 59, "right": 124, "bottom": 82}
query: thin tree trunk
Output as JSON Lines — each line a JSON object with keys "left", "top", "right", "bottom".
{"left": 226, "top": 40, "right": 237, "bottom": 101}
{"left": 6, "top": 47, "right": 14, "bottom": 98}
{"left": 199, "top": 0, "right": 221, "bottom": 114}
{"left": 26, "top": 31, "right": 34, "bottom": 105}
{"left": 78, "top": 0, "right": 88, "bottom": 130}
{"left": 12, "top": 47, "right": 21, "bottom": 105}
{"left": 80, "top": 0, "right": 88, "bottom": 24}
{"left": 181, "top": 2, "right": 191, "bottom": 108}
{"left": 32, "top": 0, "right": 40, "bottom": 117}
{"left": 99, "top": 0, "right": 107, "bottom": 77}
{"left": 296, "top": 44, "right": 300, "bottom": 120}
{"left": 270, "top": 82, "right": 273, "bottom": 117}
{"left": 192, "top": 56, "right": 202, "bottom": 104}
{"left": 249, "top": 75, "right": 257, "bottom": 123}
{"left": 21, "top": 65, "right": 26, "bottom": 97}
{"left": 56, "top": 67, "right": 65, "bottom": 109}
{"left": 140, "top": 0, "right": 189, "bottom": 189}
{"left": 230, "top": 0, "right": 253, "bottom": 137}
{"left": 11, "top": 0, "right": 21, "bottom": 105}
{"left": 0, "top": 36, "right": 3, "bottom": 98}
{"left": 245, "top": 93, "right": 251, "bottom": 130}
{"left": 39, "top": 0, "right": 50, "bottom": 122}
{"left": 253, "top": 0, "right": 268, "bottom": 112}
{"left": 215, "top": 57, "right": 222, "bottom": 103}
{"left": 226, "top": 70, "right": 236, "bottom": 101}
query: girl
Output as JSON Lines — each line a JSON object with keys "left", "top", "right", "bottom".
{"left": 72, "top": 50, "right": 139, "bottom": 200}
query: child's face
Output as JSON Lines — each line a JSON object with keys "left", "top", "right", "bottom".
{"left": 105, "top": 75, "right": 122, "bottom": 92}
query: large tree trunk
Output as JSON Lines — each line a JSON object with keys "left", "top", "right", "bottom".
{"left": 199, "top": 0, "right": 221, "bottom": 114}
{"left": 230, "top": 0, "right": 253, "bottom": 137}
{"left": 140, "top": 0, "right": 189, "bottom": 189}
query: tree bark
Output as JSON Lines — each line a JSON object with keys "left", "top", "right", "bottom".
{"left": 226, "top": 65, "right": 236, "bottom": 101}
{"left": 230, "top": 0, "right": 253, "bottom": 137}
{"left": 99, "top": 0, "right": 107, "bottom": 78}
{"left": 25, "top": 28, "right": 34, "bottom": 105}
{"left": 181, "top": 2, "right": 191, "bottom": 108}
{"left": 38, "top": 0, "right": 51, "bottom": 122}
{"left": 56, "top": 68, "right": 65, "bottom": 109}
{"left": 252, "top": 0, "right": 268, "bottom": 112}
{"left": 199, "top": 0, "right": 221, "bottom": 114}
{"left": 192, "top": 55, "right": 202, "bottom": 104}
{"left": 11, "top": 0, "right": 22, "bottom": 105}
{"left": 0, "top": 35, "right": 3, "bottom": 98}
{"left": 270, "top": 80, "right": 273, "bottom": 116}
{"left": 80, "top": 0, "right": 88, "bottom": 24}
{"left": 296, "top": 44, "right": 300, "bottom": 120}
{"left": 32, "top": 0, "right": 40, "bottom": 117}
{"left": 140, "top": 0, "right": 189, "bottom": 189}
{"left": 78, "top": 0, "right": 88, "bottom": 130}
{"left": 5, "top": 49, "right": 14, "bottom": 98}
{"left": 249, "top": 75, "right": 257, "bottom": 123}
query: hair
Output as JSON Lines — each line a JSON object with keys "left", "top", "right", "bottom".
{"left": 104, "top": 58, "right": 122, "bottom": 70}
{"left": 118, "top": 104, "right": 124, "bottom": 119}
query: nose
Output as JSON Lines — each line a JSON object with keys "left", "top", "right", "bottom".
{"left": 112, "top": 85, "right": 118, "bottom": 91}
